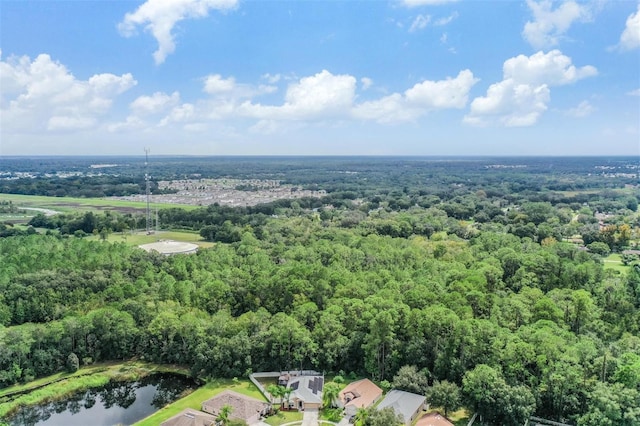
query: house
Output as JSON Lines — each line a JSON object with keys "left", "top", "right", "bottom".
{"left": 201, "top": 390, "right": 270, "bottom": 425}
{"left": 338, "top": 378, "right": 383, "bottom": 416}
{"left": 376, "top": 389, "right": 426, "bottom": 426}
{"left": 160, "top": 409, "right": 217, "bottom": 426}
{"left": 286, "top": 375, "right": 324, "bottom": 410}
{"left": 416, "top": 412, "right": 455, "bottom": 426}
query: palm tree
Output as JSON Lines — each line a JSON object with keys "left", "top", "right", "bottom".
{"left": 322, "top": 382, "right": 341, "bottom": 409}
{"left": 267, "top": 384, "right": 283, "bottom": 404}
{"left": 216, "top": 404, "right": 233, "bottom": 426}
{"left": 283, "top": 387, "right": 293, "bottom": 410}
{"left": 354, "top": 407, "right": 368, "bottom": 426}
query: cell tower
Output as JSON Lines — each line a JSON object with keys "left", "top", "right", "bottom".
{"left": 144, "top": 148, "right": 153, "bottom": 234}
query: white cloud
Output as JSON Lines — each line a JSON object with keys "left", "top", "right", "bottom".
{"left": 503, "top": 50, "right": 597, "bottom": 86}
{"left": 523, "top": 0, "right": 592, "bottom": 49}
{"left": 204, "top": 74, "right": 236, "bottom": 94}
{"left": 628, "top": 88, "right": 640, "bottom": 96}
{"left": 0, "top": 53, "right": 136, "bottom": 133}
{"left": 130, "top": 91, "right": 180, "bottom": 116}
{"left": 402, "top": 0, "right": 458, "bottom": 7}
{"left": 156, "top": 69, "right": 477, "bottom": 127}
{"left": 261, "top": 73, "right": 282, "bottom": 84}
{"left": 405, "top": 69, "right": 477, "bottom": 108}
{"left": 119, "top": 0, "right": 238, "bottom": 65}
{"left": 465, "top": 50, "right": 596, "bottom": 127}
{"left": 565, "top": 100, "right": 595, "bottom": 117}
{"left": 354, "top": 93, "right": 423, "bottom": 123}
{"left": 434, "top": 11, "right": 458, "bottom": 26}
{"left": 619, "top": 5, "right": 640, "bottom": 50}
{"left": 160, "top": 103, "right": 196, "bottom": 126}
{"left": 354, "top": 69, "right": 478, "bottom": 123}
{"left": 409, "top": 14, "right": 431, "bottom": 32}
{"left": 239, "top": 70, "right": 357, "bottom": 120}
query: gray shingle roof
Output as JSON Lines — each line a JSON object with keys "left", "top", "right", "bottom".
{"left": 376, "top": 390, "right": 426, "bottom": 424}
{"left": 288, "top": 375, "right": 324, "bottom": 404}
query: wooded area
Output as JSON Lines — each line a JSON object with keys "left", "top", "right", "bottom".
{"left": 1, "top": 156, "right": 639, "bottom": 425}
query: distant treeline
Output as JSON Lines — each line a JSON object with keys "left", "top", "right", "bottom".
{"left": 0, "top": 175, "right": 176, "bottom": 198}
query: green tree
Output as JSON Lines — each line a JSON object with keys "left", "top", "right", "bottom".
{"left": 323, "top": 382, "right": 341, "bottom": 408}
{"left": 578, "top": 382, "right": 640, "bottom": 426}
{"left": 427, "top": 380, "right": 460, "bottom": 417}
{"left": 392, "top": 365, "right": 429, "bottom": 395}
{"left": 267, "top": 384, "right": 286, "bottom": 405}
{"left": 66, "top": 352, "right": 79, "bottom": 373}
{"left": 364, "top": 406, "right": 403, "bottom": 426}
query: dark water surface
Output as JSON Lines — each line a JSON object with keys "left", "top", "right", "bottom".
{"left": 6, "top": 373, "right": 199, "bottom": 426}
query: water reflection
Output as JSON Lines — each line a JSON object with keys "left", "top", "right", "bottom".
{"left": 6, "top": 374, "right": 198, "bottom": 426}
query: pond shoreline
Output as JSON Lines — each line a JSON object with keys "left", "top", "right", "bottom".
{"left": 0, "top": 362, "right": 194, "bottom": 420}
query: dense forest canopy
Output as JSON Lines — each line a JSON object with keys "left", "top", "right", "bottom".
{"left": 1, "top": 156, "right": 639, "bottom": 425}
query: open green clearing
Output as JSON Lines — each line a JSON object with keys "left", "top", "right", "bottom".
{"left": 603, "top": 253, "right": 629, "bottom": 275}
{"left": 0, "top": 193, "right": 197, "bottom": 214}
{"left": 88, "top": 230, "right": 215, "bottom": 248}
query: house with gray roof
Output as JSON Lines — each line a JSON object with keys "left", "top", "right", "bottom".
{"left": 376, "top": 389, "right": 426, "bottom": 426}
{"left": 286, "top": 375, "right": 324, "bottom": 410}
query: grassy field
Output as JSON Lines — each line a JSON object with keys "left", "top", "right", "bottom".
{"left": 603, "top": 253, "right": 629, "bottom": 275}
{"left": 89, "top": 230, "right": 215, "bottom": 249}
{"left": 135, "top": 378, "right": 267, "bottom": 426}
{"left": 0, "top": 193, "right": 198, "bottom": 214}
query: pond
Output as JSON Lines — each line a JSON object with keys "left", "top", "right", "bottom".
{"left": 5, "top": 373, "right": 200, "bottom": 426}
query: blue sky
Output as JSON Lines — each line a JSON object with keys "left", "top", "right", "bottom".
{"left": 1, "top": 0, "right": 638, "bottom": 156}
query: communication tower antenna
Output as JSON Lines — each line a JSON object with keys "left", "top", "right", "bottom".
{"left": 144, "top": 148, "right": 152, "bottom": 234}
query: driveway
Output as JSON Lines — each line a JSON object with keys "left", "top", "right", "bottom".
{"left": 302, "top": 408, "right": 319, "bottom": 426}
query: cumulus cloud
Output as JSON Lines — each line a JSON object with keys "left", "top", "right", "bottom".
{"left": 523, "top": 0, "right": 592, "bottom": 49}
{"left": 119, "top": 0, "right": 238, "bottom": 65}
{"left": 156, "top": 69, "right": 477, "bottom": 127}
{"left": 565, "top": 100, "right": 595, "bottom": 117}
{"left": 0, "top": 53, "right": 136, "bottom": 133}
{"left": 354, "top": 69, "right": 478, "bottom": 123}
{"left": 402, "top": 0, "right": 458, "bottom": 6}
{"left": 239, "top": 70, "right": 357, "bottom": 120}
{"left": 130, "top": 91, "right": 180, "bottom": 116}
{"left": 465, "top": 50, "right": 597, "bottom": 127}
{"left": 204, "top": 74, "right": 236, "bottom": 94}
{"left": 619, "top": 5, "right": 640, "bottom": 50}
{"left": 204, "top": 74, "right": 277, "bottom": 99}
{"left": 502, "top": 50, "right": 597, "bottom": 85}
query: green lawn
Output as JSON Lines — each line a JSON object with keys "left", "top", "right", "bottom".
{"left": 262, "top": 409, "right": 304, "bottom": 425}
{"left": 603, "top": 253, "right": 629, "bottom": 275}
{"left": 135, "top": 378, "right": 267, "bottom": 426}
{"left": 0, "top": 193, "right": 197, "bottom": 214}
{"left": 89, "top": 230, "right": 215, "bottom": 248}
